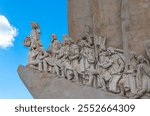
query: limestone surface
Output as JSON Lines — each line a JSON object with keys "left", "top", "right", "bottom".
{"left": 18, "top": 65, "right": 127, "bottom": 99}
{"left": 17, "top": 0, "right": 150, "bottom": 99}
{"left": 68, "top": 0, "right": 150, "bottom": 56}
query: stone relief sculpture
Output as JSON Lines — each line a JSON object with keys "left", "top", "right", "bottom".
{"left": 119, "top": 51, "right": 138, "bottom": 97}
{"left": 134, "top": 55, "right": 150, "bottom": 98}
{"left": 43, "top": 34, "right": 61, "bottom": 74}
{"left": 24, "top": 23, "right": 150, "bottom": 98}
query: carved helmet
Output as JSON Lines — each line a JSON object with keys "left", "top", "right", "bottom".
{"left": 51, "top": 34, "right": 57, "bottom": 43}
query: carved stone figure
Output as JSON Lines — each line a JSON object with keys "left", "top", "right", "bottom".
{"left": 55, "top": 35, "right": 74, "bottom": 78}
{"left": 98, "top": 53, "right": 113, "bottom": 90}
{"left": 63, "top": 37, "right": 75, "bottom": 80}
{"left": 47, "top": 34, "right": 61, "bottom": 57}
{"left": 133, "top": 55, "right": 150, "bottom": 98}
{"left": 30, "top": 22, "right": 42, "bottom": 50}
{"left": 23, "top": 23, "right": 150, "bottom": 99}
{"left": 43, "top": 34, "right": 61, "bottom": 74}
{"left": 78, "top": 37, "right": 95, "bottom": 85}
{"left": 27, "top": 46, "right": 39, "bottom": 69}
{"left": 24, "top": 36, "right": 31, "bottom": 47}
{"left": 83, "top": 25, "right": 94, "bottom": 46}
{"left": 24, "top": 23, "right": 44, "bottom": 71}
{"left": 86, "top": 47, "right": 97, "bottom": 87}
{"left": 99, "top": 47, "right": 125, "bottom": 93}
{"left": 27, "top": 47, "right": 48, "bottom": 72}
{"left": 119, "top": 51, "right": 138, "bottom": 97}
{"left": 55, "top": 36, "right": 67, "bottom": 77}
{"left": 68, "top": 41, "right": 80, "bottom": 81}
{"left": 97, "top": 46, "right": 107, "bottom": 89}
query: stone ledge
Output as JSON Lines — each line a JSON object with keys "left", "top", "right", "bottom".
{"left": 17, "top": 65, "right": 128, "bottom": 99}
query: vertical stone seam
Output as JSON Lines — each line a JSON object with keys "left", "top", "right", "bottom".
{"left": 121, "top": 0, "right": 129, "bottom": 60}
{"left": 68, "top": 0, "right": 74, "bottom": 39}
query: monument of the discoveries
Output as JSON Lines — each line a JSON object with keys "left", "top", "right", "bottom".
{"left": 18, "top": 0, "right": 150, "bottom": 99}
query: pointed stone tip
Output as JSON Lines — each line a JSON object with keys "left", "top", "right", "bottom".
{"left": 17, "top": 65, "right": 25, "bottom": 73}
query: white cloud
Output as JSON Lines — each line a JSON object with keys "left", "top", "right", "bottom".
{"left": 0, "top": 15, "right": 18, "bottom": 49}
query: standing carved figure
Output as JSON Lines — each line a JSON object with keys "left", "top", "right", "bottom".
{"left": 68, "top": 41, "right": 80, "bottom": 81}
{"left": 86, "top": 47, "right": 97, "bottom": 87}
{"left": 97, "top": 48, "right": 107, "bottom": 89}
{"left": 54, "top": 36, "right": 66, "bottom": 77}
{"left": 63, "top": 37, "right": 75, "bottom": 80}
{"left": 30, "top": 22, "right": 42, "bottom": 50}
{"left": 119, "top": 51, "right": 138, "bottom": 97}
{"left": 43, "top": 34, "right": 61, "bottom": 74}
{"left": 55, "top": 35, "right": 72, "bottom": 78}
{"left": 133, "top": 55, "right": 150, "bottom": 98}
{"left": 78, "top": 37, "right": 92, "bottom": 84}
{"left": 24, "top": 23, "right": 46, "bottom": 72}
{"left": 83, "top": 25, "right": 94, "bottom": 46}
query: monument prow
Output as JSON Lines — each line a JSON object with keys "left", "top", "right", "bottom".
{"left": 17, "top": 0, "right": 150, "bottom": 99}
{"left": 18, "top": 65, "right": 127, "bottom": 99}
{"left": 18, "top": 21, "right": 150, "bottom": 99}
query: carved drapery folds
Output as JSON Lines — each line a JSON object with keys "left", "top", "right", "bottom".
{"left": 24, "top": 22, "right": 150, "bottom": 99}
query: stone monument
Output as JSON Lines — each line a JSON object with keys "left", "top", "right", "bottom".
{"left": 18, "top": 0, "right": 150, "bottom": 99}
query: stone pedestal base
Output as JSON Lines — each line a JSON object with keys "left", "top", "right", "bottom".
{"left": 17, "top": 65, "right": 128, "bottom": 99}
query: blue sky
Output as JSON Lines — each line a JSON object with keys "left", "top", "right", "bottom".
{"left": 0, "top": 0, "right": 68, "bottom": 98}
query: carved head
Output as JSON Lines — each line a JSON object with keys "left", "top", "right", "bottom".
{"left": 87, "top": 48, "right": 95, "bottom": 61}
{"left": 84, "top": 24, "right": 92, "bottom": 34}
{"left": 137, "top": 55, "right": 145, "bottom": 64}
{"left": 79, "top": 37, "right": 88, "bottom": 47}
{"left": 106, "top": 47, "right": 115, "bottom": 56}
{"left": 62, "top": 34, "right": 67, "bottom": 39}
{"left": 138, "top": 56, "right": 149, "bottom": 66}
{"left": 130, "top": 51, "right": 137, "bottom": 60}
{"left": 51, "top": 34, "right": 57, "bottom": 42}
{"left": 31, "top": 22, "right": 39, "bottom": 29}
{"left": 63, "top": 35, "right": 72, "bottom": 45}
{"left": 62, "top": 34, "right": 68, "bottom": 44}
{"left": 55, "top": 41, "right": 61, "bottom": 50}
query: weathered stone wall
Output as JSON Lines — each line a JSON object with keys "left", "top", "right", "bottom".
{"left": 92, "top": 0, "right": 122, "bottom": 49}
{"left": 68, "top": 0, "right": 93, "bottom": 41}
{"left": 68, "top": 0, "right": 150, "bottom": 56}
{"left": 127, "top": 0, "right": 150, "bottom": 55}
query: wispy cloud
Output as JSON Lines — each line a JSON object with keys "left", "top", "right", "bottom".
{"left": 0, "top": 15, "right": 18, "bottom": 49}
